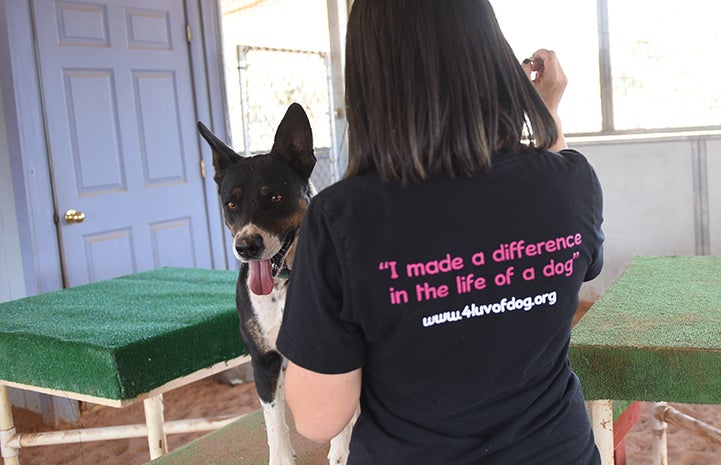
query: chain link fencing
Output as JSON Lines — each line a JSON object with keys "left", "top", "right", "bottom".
{"left": 230, "top": 45, "right": 342, "bottom": 191}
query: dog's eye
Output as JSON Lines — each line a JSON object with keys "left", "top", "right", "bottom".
{"left": 271, "top": 194, "right": 282, "bottom": 204}
{"left": 226, "top": 201, "right": 238, "bottom": 211}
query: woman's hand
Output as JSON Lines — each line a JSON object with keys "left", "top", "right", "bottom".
{"left": 522, "top": 49, "right": 567, "bottom": 113}
{"left": 522, "top": 49, "right": 568, "bottom": 151}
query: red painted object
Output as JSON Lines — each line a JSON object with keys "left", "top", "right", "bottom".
{"left": 613, "top": 401, "right": 642, "bottom": 465}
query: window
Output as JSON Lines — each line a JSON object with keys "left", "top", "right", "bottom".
{"left": 492, "top": 1, "right": 601, "bottom": 134}
{"left": 219, "top": 0, "right": 720, "bottom": 160}
{"left": 608, "top": 0, "right": 721, "bottom": 131}
{"left": 492, "top": 0, "right": 721, "bottom": 134}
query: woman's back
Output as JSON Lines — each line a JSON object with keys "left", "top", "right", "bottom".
{"left": 279, "top": 148, "right": 603, "bottom": 464}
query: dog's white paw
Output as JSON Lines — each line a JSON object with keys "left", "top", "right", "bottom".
{"left": 327, "top": 447, "right": 349, "bottom": 465}
{"left": 262, "top": 396, "right": 296, "bottom": 465}
{"left": 327, "top": 421, "right": 353, "bottom": 465}
{"left": 268, "top": 447, "right": 296, "bottom": 465}
{"left": 266, "top": 419, "right": 296, "bottom": 465}
{"left": 268, "top": 435, "right": 296, "bottom": 465}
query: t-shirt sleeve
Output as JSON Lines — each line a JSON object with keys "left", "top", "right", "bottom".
{"left": 561, "top": 149, "right": 605, "bottom": 281}
{"left": 276, "top": 199, "right": 367, "bottom": 374}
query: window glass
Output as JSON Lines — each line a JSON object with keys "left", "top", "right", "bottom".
{"left": 608, "top": 0, "right": 721, "bottom": 130}
{"left": 491, "top": 1, "right": 602, "bottom": 134}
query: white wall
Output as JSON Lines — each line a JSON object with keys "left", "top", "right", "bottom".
{"left": 0, "top": 83, "right": 26, "bottom": 302}
{"left": 576, "top": 134, "right": 720, "bottom": 301}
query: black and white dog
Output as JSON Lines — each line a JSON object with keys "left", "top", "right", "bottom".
{"left": 197, "top": 103, "right": 353, "bottom": 465}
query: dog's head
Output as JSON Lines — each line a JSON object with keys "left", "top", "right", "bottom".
{"left": 197, "top": 103, "right": 316, "bottom": 295}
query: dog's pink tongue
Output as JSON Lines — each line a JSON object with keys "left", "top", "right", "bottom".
{"left": 248, "top": 259, "right": 274, "bottom": 295}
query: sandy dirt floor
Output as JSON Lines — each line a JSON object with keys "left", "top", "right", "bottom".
{"left": 10, "top": 376, "right": 721, "bottom": 464}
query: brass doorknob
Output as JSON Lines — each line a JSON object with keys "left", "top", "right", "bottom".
{"left": 64, "top": 209, "right": 85, "bottom": 224}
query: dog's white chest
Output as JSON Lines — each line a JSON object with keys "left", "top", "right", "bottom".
{"left": 249, "top": 282, "right": 287, "bottom": 351}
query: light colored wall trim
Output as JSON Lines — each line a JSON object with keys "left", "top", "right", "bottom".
{"left": 0, "top": 0, "right": 63, "bottom": 296}
{"left": 188, "top": 0, "right": 232, "bottom": 269}
{"left": 0, "top": 79, "right": 26, "bottom": 302}
{"left": 326, "top": 0, "right": 348, "bottom": 174}
{"left": 692, "top": 140, "right": 710, "bottom": 255}
{"left": 707, "top": 138, "right": 721, "bottom": 256}
{"left": 596, "top": 0, "right": 614, "bottom": 132}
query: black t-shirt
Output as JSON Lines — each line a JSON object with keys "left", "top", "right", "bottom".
{"left": 277, "top": 149, "right": 604, "bottom": 465}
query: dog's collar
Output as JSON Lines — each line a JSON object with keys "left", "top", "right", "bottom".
{"left": 270, "top": 230, "right": 296, "bottom": 280}
{"left": 276, "top": 268, "right": 291, "bottom": 280}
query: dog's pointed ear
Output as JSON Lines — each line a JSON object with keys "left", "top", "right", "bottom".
{"left": 197, "top": 121, "right": 241, "bottom": 185}
{"left": 271, "top": 103, "right": 316, "bottom": 180}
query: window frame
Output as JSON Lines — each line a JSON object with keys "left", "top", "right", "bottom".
{"left": 589, "top": 0, "right": 721, "bottom": 138}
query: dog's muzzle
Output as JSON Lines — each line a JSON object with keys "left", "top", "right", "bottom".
{"left": 234, "top": 230, "right": 295, "bottom": 275}
{"left": 235, "top": 234, "right": 264, "bottom": 260}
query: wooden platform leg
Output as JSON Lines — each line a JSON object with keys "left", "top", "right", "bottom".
{"left": 144, "top": 394, "right": 168, "bottom": 460}
{"left": 651, "top": 402, "right": 668, "bottom": 465}
{"left": 591, "top": 399, "right": 614, "bottom": 465}
{"left": 0, "top": 385, "right": 20, "bottom": 465}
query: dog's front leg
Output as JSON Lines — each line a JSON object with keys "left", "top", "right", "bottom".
{"left": 327, "top": 408, "right": 359, "bottom": 465}
{"left": 262, "top": 371, "right": 296, "bottom": 465}
{"left": 254, "top": 351, "right": 296, "bottom": 465}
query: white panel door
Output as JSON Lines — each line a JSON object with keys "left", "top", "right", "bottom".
{"left": 33, "top": 0, "right": 212, "bottom": 286}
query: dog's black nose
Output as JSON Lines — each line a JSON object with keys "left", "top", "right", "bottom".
{"left": 236, "top": 234, "right": 264, "bottom": 259}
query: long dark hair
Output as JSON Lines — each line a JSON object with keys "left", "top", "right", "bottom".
{"left": 344, "top": 0, "right": 558, "bottom": 184}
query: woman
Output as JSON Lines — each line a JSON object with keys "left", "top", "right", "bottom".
{"left": 277, "top": 1, "right": 604, "bottom": 463}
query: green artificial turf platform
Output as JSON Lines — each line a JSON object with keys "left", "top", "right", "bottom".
{"left": 0, "top": 268, "right": 246, "bottom": 402}
{"left": 570, "top": 256, "right": 721, "bottom": 404}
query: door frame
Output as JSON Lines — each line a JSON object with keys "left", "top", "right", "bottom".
{"left": 0, "top": 0, "right": 231, "bottom": 297}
